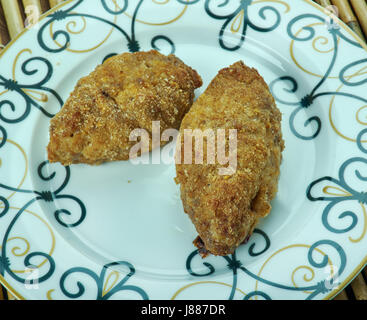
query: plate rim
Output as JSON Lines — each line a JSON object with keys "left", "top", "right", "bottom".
{"left": 0, "top": 0, "right": 366, "bottom": 300}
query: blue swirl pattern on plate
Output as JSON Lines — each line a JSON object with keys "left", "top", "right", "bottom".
{"left": 0, "top": 0, "right": 366, "bottom": 300}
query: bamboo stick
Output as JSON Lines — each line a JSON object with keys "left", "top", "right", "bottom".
{"left": 49, "top": 0, "right": 63, "bottom": 8}
{"left": 350, "top": 273, "right": 367, "bottom": 300}
{"left": 330, "top": 0, "right": 366, "bottom": 40}
{"left": 350, "top": 0, "right": 367, "bottom": 42}
{"left": 22, "top": 0, "right": 42, "bottom": 12}
{"left": 39, "top": 0, "right": 50, "bottom": 12}
{"left": 7, "top": 291, "right": 16, "bottom": 300}
{"left": 0, "top": 2, "right": 10, "bottom": 48}
{"left": 314, "top": 0, "right": 340, "bottom": 20}
{"left": 17, "top": 0, "right": 27, "bottom": 24}
{"left": 0, "top": 0, "right": 24, "bottom": 39}
{"left": 314, "top": 0, "right": 332, "bottom": 7}
{"left": 0, "top": 286, "right": 4, "bottom": 300}
{"left": 333, "top": 289, "right": 349, "bottom": 300}
{"left": 22, "top": 0, "right": 42, "bottom": 28}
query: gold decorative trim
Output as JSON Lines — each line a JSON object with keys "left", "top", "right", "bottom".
{"left": 171, "top": 281, "right": 247, "bottom": 300}
{"left": 49, "top": 14, "right": 116, "bottom": 53}
{"left": 46, "top": 289, "right": 55, "bottom": 300}
{"left": 255, "top": 244, "right": 334, "bottom": 298}
{"left": 0, "top": 0, "right": 367, "bottom": 301}
{"left": 290, "top": 22, "right": 340, "bottom": 78}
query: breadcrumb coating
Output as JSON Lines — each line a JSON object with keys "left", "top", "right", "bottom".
{"left": 175, "top": 61, "right": 284, "bottom": 256}
{"left": 47, "top": 50, "right": 202, "bottom": 165}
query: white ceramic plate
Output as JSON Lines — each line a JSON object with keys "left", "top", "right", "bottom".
{"left": 1, "top": 0, "right": 367, "bottom": 300}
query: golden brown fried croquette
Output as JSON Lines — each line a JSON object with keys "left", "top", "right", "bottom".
{"left": 47, "top": 50, "right": 202, "bottom": 166}
{"left": 175, "top": 61, "right": 284, "bottom": 256}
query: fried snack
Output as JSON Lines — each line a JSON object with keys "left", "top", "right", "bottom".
{"left": 47, "top": 50, "right": 202, "bottom": 166}
{"left": 175, "top": 61, "right": 284, "bottom": 256}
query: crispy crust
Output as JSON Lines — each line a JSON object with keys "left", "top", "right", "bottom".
{"left": 175, "top": 61, "right": 284, "bottom": 256}
{"left": 47, "top": 50, "right": 202, "bottom": 165}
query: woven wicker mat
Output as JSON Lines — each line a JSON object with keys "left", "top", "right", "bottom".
{"left": 0, "top": 0, "right": 366, "bottom": 301}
